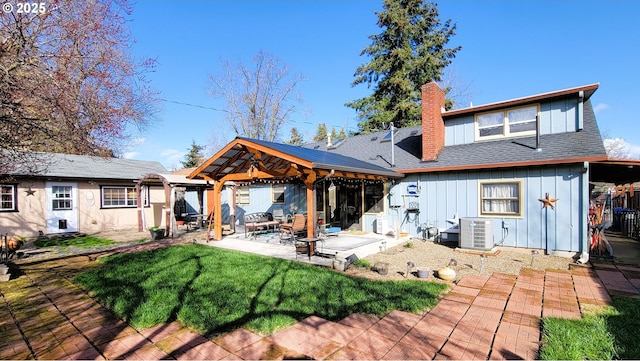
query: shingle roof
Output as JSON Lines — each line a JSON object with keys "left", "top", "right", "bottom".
{"left": 8, "top": 152, "right": 168, "bottom": 180}
{"left": 303, "top": 99, "right": 607, "bottom": 172}
{"left": 238, "top": 137, "right": 402, "bottom": 178}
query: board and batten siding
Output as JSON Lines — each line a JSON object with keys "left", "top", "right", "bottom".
{"left": 388, "top": 164, "right": 587, "bottom": 254}
{"left": 234, "top": 183, "right": 307, "bottom": 224}
{"left": 445, "top": 98, "right": 580, "bottom": 147}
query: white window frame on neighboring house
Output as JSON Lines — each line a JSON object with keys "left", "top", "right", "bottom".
{"left": 272, "top": 184, "right": 285, "bottom": 204}
{"left": 236, "top": 185, "right": 250, "bottom": 205}
{"left": 101, "top": 185, "right": 148, "bottom": 208}
{"left": 475, "top": 104, "right": 538, "bottom": 140}
{"left": 0, "top": 184, "right": 17, "bottom": 212}
{"left": 479, "top": 180, "right": 523, "bottom": 217}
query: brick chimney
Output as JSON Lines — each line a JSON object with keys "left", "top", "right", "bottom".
{"left": 421, "top": 82, "right": 446, "bottom": 161}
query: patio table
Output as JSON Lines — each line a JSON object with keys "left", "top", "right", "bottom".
{"left": 296, "top": 238, "right": 318, "bottom": 261}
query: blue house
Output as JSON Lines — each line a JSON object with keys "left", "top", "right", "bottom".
{"left": 191, "top": 82, "right": 640, "bottom": 260}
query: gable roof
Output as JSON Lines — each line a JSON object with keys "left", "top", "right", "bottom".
{"left": 190, "top": 137, "right": 402, "bottom": 181}
{"left": 304, "top": 99, "right": 608, "bottom": 173}
{"left": 443, "top": 83, "right": 599, "bottom": 118}
{"left": 7, "top": 152, "right": 168, "bottom": 180}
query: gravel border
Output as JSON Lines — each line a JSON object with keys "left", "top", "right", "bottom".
{"left": 344, "top": 238, "right": 576, "bottom": 282}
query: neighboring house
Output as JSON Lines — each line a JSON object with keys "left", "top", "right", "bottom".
{"left": 1, "top": 152, "right": 173, "bottom": 238}
{"left": 191, "top": 82, "right": 640, "bottom": 259}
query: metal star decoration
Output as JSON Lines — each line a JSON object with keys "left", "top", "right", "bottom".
{"left": 539, "top": 193, "right": 559, "bottom": 209}
{"left": 24, "top": 187, "right": 36, "bottom": 196}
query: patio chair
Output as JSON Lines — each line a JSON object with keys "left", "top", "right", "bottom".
{"left": 280, "top": 213, "right": 307, "bottom": 243}
{"left": 273, "top": 208, "right": 286, "bottom": 223}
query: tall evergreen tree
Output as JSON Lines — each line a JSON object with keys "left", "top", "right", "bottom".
{"left": 285, "top": 127, "right": 304, "bottom": 145}
{"left": 313, "top": 123, "right": 328, "bottom": 142}
{"left": 330, "top": 127, "right": 338, "bottom": 141}
{"left": 181, "top": 140, "right": 205, "bottom": 168}
{"left": 346, "top": 0, "right": 460, "bottom": 132}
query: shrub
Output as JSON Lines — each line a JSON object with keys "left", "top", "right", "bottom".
{"left": 353, "top": 259, "right": 371, "bottom": 268}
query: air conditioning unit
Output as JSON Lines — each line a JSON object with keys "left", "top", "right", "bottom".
{"left": 459, "top": 218, "right": 493, "bottom": 250}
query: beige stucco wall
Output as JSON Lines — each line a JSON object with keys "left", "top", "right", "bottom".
{"left": 1, "top": 179, "right": 47, "bottom": 237}
{"left": 1, "top": 179, "right": 168, "bottom": 239}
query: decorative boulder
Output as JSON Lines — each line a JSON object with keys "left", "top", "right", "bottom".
{"left": 437, "top": 266, "right": 456, "bottom": 281}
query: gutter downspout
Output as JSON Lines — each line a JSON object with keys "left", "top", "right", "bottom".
{"left": 580, "top": 161, "right": 590, "bottom": 264}
{"left": 577, "top": 90, "right": 584, "bottom": 131}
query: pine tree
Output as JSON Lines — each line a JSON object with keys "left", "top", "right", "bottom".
{"left": 285, "top": 127, "right": 304, "bottom": 145}
{"left": 181, "top": 140, "right": 205, "bottom": 168}
{"left": 313, "top": 123, "right": 328, "bottom": 142}
{"left": 330, "top": 127, "right": 338, "bottom": 141}
{"left": 346, "top": 0, "right": 460, "bottom": 132}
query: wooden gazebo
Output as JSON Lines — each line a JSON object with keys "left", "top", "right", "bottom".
{"left": 135, "top": 173, "right": 209, "bottom": 238}
{"left": 188, "top": 137, "right": 402, "bottom": 240}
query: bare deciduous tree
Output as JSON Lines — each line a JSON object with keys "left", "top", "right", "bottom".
{"left": 208, "top": 51, "right": 305, "bottom": 142}
{"left": 604, "top": 138, "right": 632, "bottom": 159}
{"left": 0, "top": 0, "right": 158, "bottom": 174}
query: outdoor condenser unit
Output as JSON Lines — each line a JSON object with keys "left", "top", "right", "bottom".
{"left": 459, "top": 218, "right": 493, "bottom": 250}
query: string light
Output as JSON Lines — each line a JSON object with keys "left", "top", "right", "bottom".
{"left": 236, "top": 176, "right": 385, "bottom": 187}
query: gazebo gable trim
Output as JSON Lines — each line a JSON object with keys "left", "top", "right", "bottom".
{"left": 189, "top": 137, "right": 400, "bottom": 182}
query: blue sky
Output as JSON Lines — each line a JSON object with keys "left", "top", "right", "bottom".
{"left": 123, "top": 1, "right": 640, "bottom": 169}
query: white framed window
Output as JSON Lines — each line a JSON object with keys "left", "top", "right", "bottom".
{"left": 52, "top": 185, "right": 73, "bottom": 210}
{"left": 0, "top": 184, "right": 17, "bottom": 211}
{"left": 364, "top": 183, "right": 384, "bottom": 213}
{"left": 236, "top": 186, "right": 250, "bottom": 205}
{"left": 476, "top": 105, "right": 538, "bottom": 140}
{"left": 480, "top": 180, "right": 523, "bottom": 217}
{"left": 272, "top": 184, "right": 285, "bottom": 204}
{"left": 101, "top": 186, "right": 147, "bottom": 208}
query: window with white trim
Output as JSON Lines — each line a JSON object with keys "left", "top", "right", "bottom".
{"left": 364, "top": 183, "right": 384, "bottom": 213}
{"left": 236, "top": 186, "right": 250, "bottom": 205}
{"left": 101, "top": 186, "right": 146, "bottom": 208}
{"left": 52, "top": 185, "right": 73, "bottom": 210}
{"left": 476, "top": 105, "right": 538, "bottom": 140}
{"left": 480, "top": 180, "right": 523, "bottom": 216}
{"left": 0, "top": 185, "right": 17, "bottom": 211}
{"left": 272, "top": 184, "right": 285, "bottom": 204}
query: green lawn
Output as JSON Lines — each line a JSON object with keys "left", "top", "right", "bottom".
{"left": 74, "top": 244, "right": 449, "bottom": 336}
{"left": 35, "top": 235, "right": 117, "bottom": 248}
{"left": 540, "top": 296, "right": 640, "bottom": 360}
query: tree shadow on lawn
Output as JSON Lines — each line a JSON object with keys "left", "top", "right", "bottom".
{"left": 74, "top": 244, "right": 448, "bottom": 337}
{"left": 606, "top": 296, "right": 640, "bottom": 359}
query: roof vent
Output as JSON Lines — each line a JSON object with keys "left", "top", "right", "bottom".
{"left": 328, "top": 138, "right": 346, "bottom": 150}
{"left": 371, "top": 136, "right": 378, "bottom": 141}
{"left": 410, "top": 130, "right": 419, "bottom": 136}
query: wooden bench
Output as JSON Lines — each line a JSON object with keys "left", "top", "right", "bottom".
{"left": 244, "top": 212, "right": 279, "bottom": 239}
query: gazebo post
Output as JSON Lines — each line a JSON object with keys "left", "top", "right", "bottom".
{"left": 136, "top": 183, "right": 143, "bottom": 232}
{"left": 304, "top": 172, "right": 317, "bottom": 239}
{"left": 213, "top": 180, "right": 224, "bottom": 240}
{"left": 163, "top": 182, "right": 172, "bottom": 238}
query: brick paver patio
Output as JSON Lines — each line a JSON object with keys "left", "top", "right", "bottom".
{"left": 1, "top": 246, "right": 639, "bottom": 360}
